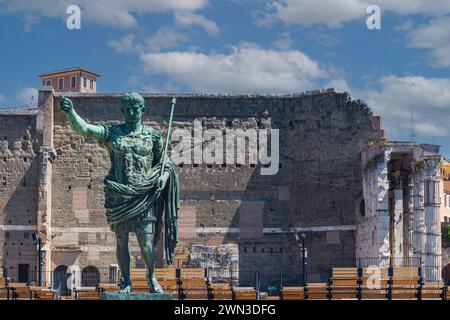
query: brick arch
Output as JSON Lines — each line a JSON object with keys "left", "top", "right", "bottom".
{"left": 81, "top": 265, "right": 100, "bottom": 287}
{"left": 53, "top": 265, "right": 69, "bottom": 294}
{"left": 443, "top": 263, "right": 450, "bottom": 284}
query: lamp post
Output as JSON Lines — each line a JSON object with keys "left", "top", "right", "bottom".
{"left": 295, "top": 233, "right": 307, "bottom": 286}
{"left": 32, "top": 233, "right": 42, "bottom": 286}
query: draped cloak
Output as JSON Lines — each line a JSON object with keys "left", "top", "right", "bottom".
{"left": 100, "top": 124, "right": 179, "bottom": 265}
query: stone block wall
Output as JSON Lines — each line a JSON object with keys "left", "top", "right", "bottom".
{"left": 0, "top": 90, "right": 382, "bottom": 286}
{"left": 0, "top": 112, "right": 40, "bottom": 281}
{"left": 48, "top": 91, "right": 380, "bottom": 284}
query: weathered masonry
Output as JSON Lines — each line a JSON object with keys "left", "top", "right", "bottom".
{"left": 358, "top": 142, "right": 445, "bottom": 281}
{"left": 2, "top": 86, "right": 447, "bottom": 287}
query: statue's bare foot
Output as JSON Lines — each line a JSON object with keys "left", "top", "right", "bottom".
{"left": 150, "top": 277, "right": 163, "bottom": 293}
{"left": 119, "top": 285, "right": 131, "bottom": 294}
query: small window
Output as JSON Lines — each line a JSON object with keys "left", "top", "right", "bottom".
{"left": 71, "top": 76, "right": 76, "bottom": 88}
{"left": 90, "top": 78, "right": 94, "bottom": 90}
{"left": 45, "top": 80, "right": 52, "bottom": 86}
{"left": 58, "top": 78, "right": 64, "bottom": 90}
{"left": 83, "top": 77, "right": 87, "bottom": 88}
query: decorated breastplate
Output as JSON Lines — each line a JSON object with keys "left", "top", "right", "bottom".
{"left": 108, "top": 125, "right": 155, "bottom": 184}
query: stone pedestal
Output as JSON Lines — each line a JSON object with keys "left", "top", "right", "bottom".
{"left": 100, "top": 292, "right": 172, "bottom": 300}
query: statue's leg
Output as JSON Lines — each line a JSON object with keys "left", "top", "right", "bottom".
{"left": 115, "top": 230, "right": 131, "bottom": 293}
{"left": 135, "top": 230, "right": 163, "bottom": 293}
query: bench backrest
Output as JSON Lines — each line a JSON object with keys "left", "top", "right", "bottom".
{"left": 8, "top": 282, "right": 29, "bottom": 288}
{"left": 154, "top": 268, "right": 176, "bottom": 280}
{"left": 332, "top": 268, "right": 359, "bottom": 278}
{"left": 392, "top": 267, "right": 419, "bottom": 279}
{"left": 130, "top": 269, "right": 147, "bottom": 280}
{"left": 362, "top": 267, "right": 389, "bottom": 278}
{"left": 210, "top": 283, "right": 232, "bottom": 290}
{"left": 180, "top": 268, "right": 205, "bottom": 280}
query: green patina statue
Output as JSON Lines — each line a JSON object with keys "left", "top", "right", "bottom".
{"left": 60, "top": 93, "right": 179, "bottom": 294}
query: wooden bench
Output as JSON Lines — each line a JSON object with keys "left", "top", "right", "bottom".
{"left": 330, "top": 268, "right": 359, "bottom": 300}
{"left": 281, "top": 286, "right": 306, "bottom": 300}
{"left": 420, "top": 282, "right": 444, "bottom": 300}
{"left": 360, "top": 267, "right": 389, "bottom": 300}
{"left": 154, "top": 268, "right": 179, "bottom": 299}
{"left": 305, "top": 283, "right": 329, "bottom": 300}
{"left": 0, "top": 277, "right": 8, "bottom": 300}
{"left": 130, "top": 268, "right": 150, "bottom": 292}
{"left": 29, "top": 286, "right": 54, "bottom": 300}
{"left": 179, "top": 268, "right": 208, "bottom": 300}
{"left": 233, "top": 287, "right": 258, "bottom": 300}
{"left": 97, "top": 283, "right": 119, "bottom": 293}
{"left": 259, "top": 292, "right": 280, "bottom": 300}
{"left": 209, "top": 282, "right": 233, "bottom": 300}
{"left": 74, "top": 287, "right": 99, "bottom": 300}
{"left": 8, "top": 282, "right": 32, "bottom": 300}
{"left": 390, "top": 267, "right": 420, "bottom": 300}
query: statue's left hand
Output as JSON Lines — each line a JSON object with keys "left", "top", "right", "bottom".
{"left": 156, "top": 172, "right": 169, "bottom": 192}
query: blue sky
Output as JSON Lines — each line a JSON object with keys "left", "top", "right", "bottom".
{"left": 0, "top": 0, "right": 449, "bottom": 155}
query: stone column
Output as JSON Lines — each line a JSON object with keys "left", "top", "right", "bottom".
{"left": 36, "top": 87, "right": 55, "bottom": 286}
{"left": 393, "top": 188, "right": 403, "bottom": 264}
{"left": 376, "top": 152, "right": 391, "bottom": 265}
{"left": 388, "top": 171, "right": 403, "bottom": 267}
{"left": 423, "top": 157, "right": 442, "bottom": 282}
{"left": 402, "top": 173, "right": 413, "bottom": 266}
{"left": 412, "top": 167, "right": 426, "bottom": 265}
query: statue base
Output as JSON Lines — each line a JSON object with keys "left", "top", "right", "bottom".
{"left": 100, "top": 292, "right": 172, "bottom": 300}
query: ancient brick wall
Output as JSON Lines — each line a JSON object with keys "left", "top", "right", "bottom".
{"left": 49, "top": 91, "right": 381, "bottom": 284}
{"left": 0, "top": 112, "right": 39, "bottom": 281}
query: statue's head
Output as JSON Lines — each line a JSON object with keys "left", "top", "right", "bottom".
{"left": 121, "top": 92, "right": 145, "bottom": 124}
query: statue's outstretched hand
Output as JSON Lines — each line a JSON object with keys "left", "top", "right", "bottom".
{"left": 60, "top": 95, "right": 73, "bottom": 113}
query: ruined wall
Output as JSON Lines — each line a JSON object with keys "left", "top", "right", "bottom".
{"left": 49, "top": 91, "right": 381, "bottom": 285}
{"left": 357, "top": 144, "right": 391, "bottom": 262}
{"left": 0, "top": 112, "right": 39, "bottom": 281}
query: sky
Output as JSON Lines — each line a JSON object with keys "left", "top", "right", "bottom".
{"left": 0, "top": 0, "right": 449, "bottom": 155}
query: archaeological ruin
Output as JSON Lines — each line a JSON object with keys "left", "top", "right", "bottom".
{"left": 1, "top": 84, "right": 449, "bottom": 291}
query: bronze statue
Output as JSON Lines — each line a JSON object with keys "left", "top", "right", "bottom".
{"left": 60, "top": 93, "right": 179, "bottom": 294}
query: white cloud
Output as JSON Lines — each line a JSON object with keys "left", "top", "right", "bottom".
{"left": 109, "top": 27, "right": 189, "bottom": 54}
{"left": 405, "top": 16, "right": 450, "bottom": 67}
{"left": 263, "top": 1, "right": 450, "bottom": 68}
{"left": 174, "top": 12, "right": 219, "bottom": 36}
{"left": 325, "top": 78, "right": 351, "bottom": 93}
{"left": 1, "top": 0, "right": 208, "bottom": 28}
{"left": 266, "top": 0, "right": 450, "bottom": 27}
{"left": 108, "top": 34, "right": 139, "bottom": 54}
{"left": 272, "top": 32, "right": 293, "bottom": 50}
{"left": 375, "top": 0, "right": 450, "bottom": 16}
{"left": 138, "top": 43, "right": 332, "bottom": 93}
{"left": 16, "top": 87, "right": 38, "bottom": 105}
{"left": 269, "top": 0, "right": 368, "bottom": 28}
{"left": 0, "top": 93, "right": 5, "bottom": 103}
{"left": 145, "top": 27, "right": 189, "bottom": 52}
{"left": 359, "top": 75, "right": 450, "bottom": 138}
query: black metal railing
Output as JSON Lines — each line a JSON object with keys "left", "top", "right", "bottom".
{"left": 2, "top": 256, "right": 446, "bottom": 295}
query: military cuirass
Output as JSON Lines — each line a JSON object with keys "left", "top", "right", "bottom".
{"left": 104, "top": 124, "right": 162, "bottom": 185}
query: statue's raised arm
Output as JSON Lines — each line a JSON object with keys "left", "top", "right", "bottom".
{"left": 60, "top": 95, "right": 105, "bottom": 140}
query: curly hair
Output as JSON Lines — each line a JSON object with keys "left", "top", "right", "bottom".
{"left": 121, "top": 92, "right": 145, "bottom": 110}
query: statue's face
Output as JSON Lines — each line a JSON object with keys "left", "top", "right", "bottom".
{"left": 122, "top": 102, "right": 144, "bottom": 124}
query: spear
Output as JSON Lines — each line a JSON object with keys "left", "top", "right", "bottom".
{"left": 160, "top": 96, "right": 176, "bottom": 177}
